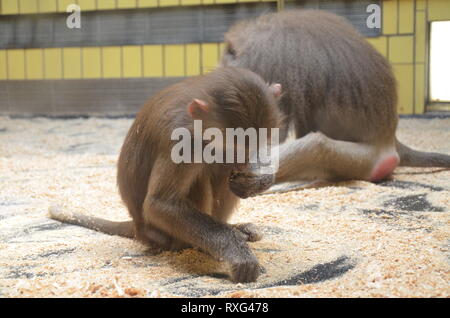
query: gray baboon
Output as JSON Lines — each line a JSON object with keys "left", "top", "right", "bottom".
{"left": 222, "top": 10, "right": 450, "bottom": 198}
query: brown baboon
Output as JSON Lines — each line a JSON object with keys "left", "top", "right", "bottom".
{"left": 50, "top": 67, "right": 282, "bottom": 283}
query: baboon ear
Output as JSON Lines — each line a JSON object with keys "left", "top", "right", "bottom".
{"left": 187, "top": 99, "right": 209, "bottom": 120}
{"left": 269, "top": 83, "right": 282, "bottom": 98}
{"left": 226, "top": 43, "right": 237, "bottom": 57}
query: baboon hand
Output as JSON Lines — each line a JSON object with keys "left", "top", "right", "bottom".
{"left": 229, "top": 248, "right": 261, "bottom": 283}
{"left": 222, "top": 232, "right": 262, "bottom": 283}
{"left": 232, "top": 223, "right": 263, "bottom": 242}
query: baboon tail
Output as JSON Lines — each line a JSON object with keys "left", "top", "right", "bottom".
{"left": 48, "top": 205, "right": 135, "bottom": 238}
{"left": 396, "top": 139, "right": 450, "bottom": 168}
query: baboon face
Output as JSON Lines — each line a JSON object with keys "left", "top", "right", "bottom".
{"left": 196, "top": 68, "right": 282, "bottom": 169}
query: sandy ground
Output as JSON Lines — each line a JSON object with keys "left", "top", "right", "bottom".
{"left": 0, "top": 116, "right": 449, "bottom": 298}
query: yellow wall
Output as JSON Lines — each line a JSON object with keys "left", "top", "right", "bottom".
{"left": 0, "top": 43, "right": 224, "bottom": 80}
{"left": 1, "top": 0, "right": 449, "bottom": 114}
{"left": 0, "top": 0, "right": 274, "bottom": 83}
{"left": 366, "top": 0, "right": 450, "bottom": 114}
{"left": 0, "top": 0, "right": 276, "bottom": 14}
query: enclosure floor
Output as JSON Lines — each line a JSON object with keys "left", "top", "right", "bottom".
{"left": 0, "top": 117, "right": 449, "bottom": 298}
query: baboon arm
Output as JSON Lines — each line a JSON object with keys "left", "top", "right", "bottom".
{"left": 143, "top": 160, "right": 233, "bottom": 257}
{"left": 144, "top": 196, "right": 234, "bottom": 257}
{"left": 142, "top": 160, "right": 260, "bottom": 282}
{"left": 143, "top": 195, "right": 260, "bottom": 282}
{"left": 48, "top": 205, "right": 135, "bottom": 238}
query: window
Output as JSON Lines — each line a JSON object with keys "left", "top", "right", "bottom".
{"left": 429, "top": 21, "right": 450, "bottom": 102}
